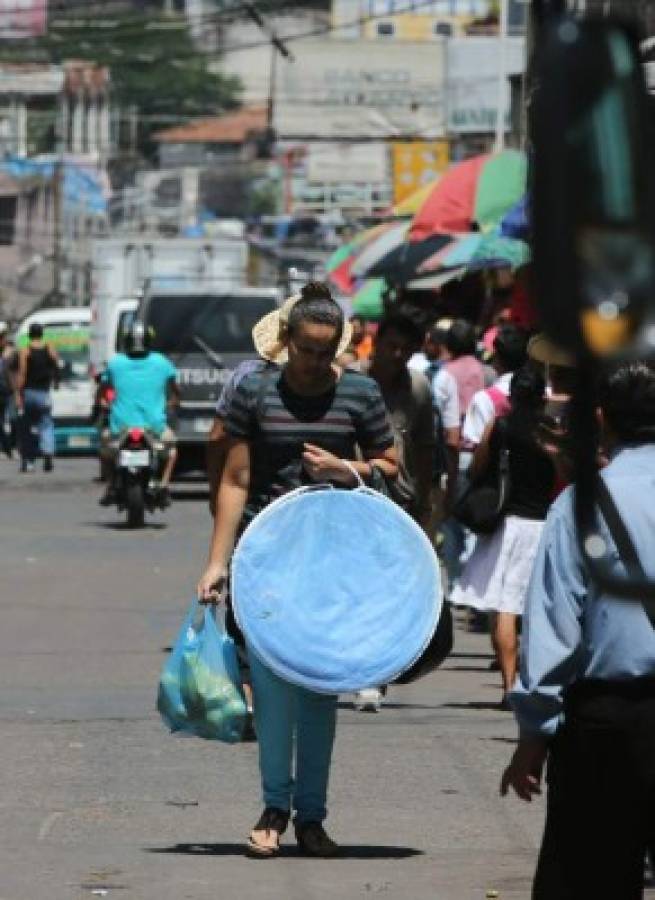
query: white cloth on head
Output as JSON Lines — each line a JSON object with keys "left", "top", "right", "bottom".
{"left": 450, "top": 514, "right": 544, "bottom": 615}
{"left": 461, "top": 371, "right": 513, "bottom": 446}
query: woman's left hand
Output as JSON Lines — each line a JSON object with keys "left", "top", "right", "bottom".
{"left": 302, "top": 443, "right": 357, "bottom": 485}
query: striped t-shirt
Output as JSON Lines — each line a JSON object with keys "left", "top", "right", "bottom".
{"left": 225, "top": 367, "right": 393, "bottom": 515}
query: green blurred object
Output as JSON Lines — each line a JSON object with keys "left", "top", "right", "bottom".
{"left": 352, "top": 279, "right": 386, "bottom": 319}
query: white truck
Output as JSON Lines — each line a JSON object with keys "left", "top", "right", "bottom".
{"left": 89, "top": 237, "right": 249, "bottom": 377}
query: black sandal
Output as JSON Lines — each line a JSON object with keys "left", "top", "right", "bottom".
{"left": 247, "top": 807, "right": 289, "bottom": 858}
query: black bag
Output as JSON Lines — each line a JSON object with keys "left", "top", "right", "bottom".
{"left": 452, "top": 419, "right": 511, "bottom": 535}
{"left": 394, "top": 601, "right": 453, "bottom": 684}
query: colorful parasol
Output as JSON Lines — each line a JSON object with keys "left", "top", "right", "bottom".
{"left": 418, "top": 233, "right": 530, "bottom": 275}
{"left": 391, "top": 180, "right": 439, "bottom": 217}
{"left": 363, "top": 233, "right": 452, "bottom": 283}
{"left": 410, "top": 150, "right": 527, "bottom": 241}
{"left": 350, "top": 220, "right": 411, "bottom": 279}
{"left": 407, "top": 266, "right": 467, "bottom": 291}
{"left": 499, "top": 195, "right": 530, "bottom": 240}
{"left": 469, "top": 234, "right": 530, "bottom": 270}
{"left": 326, "top": 222, "right": 399, "bottom": 295}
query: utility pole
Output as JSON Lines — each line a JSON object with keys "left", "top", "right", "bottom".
{"left": 240, "top": 1, "right": 294, "bottom": 135}
{"left": 494, "top": 0, "right": 509, "bottom": 152}
{"left": 52, "top": 137, "right": 64, "bottom": 304}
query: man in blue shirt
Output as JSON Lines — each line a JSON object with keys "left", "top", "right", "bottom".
{"left": 501, "top": 361, "right": 655, "bottom": 898}
{"left": 100, "top": 321, "right": 179, "bottom": 506}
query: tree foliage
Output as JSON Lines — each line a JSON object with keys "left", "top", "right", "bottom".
{"left": 0, "top": 11, "right": 242, "bottom": 159}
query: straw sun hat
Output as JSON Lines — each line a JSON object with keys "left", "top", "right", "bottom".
{"left": 252, "top": 294, "right": 353, "bottom": 364}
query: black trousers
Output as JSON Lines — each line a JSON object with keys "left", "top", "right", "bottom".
{"left": 533, "top": 678, "right": 655, "bottom": 900}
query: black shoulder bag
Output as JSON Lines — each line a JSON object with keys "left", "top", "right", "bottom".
{"left": 452, "top": 418, "right": 511, "bottom": 535}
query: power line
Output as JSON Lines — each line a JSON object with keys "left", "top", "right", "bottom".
{"left": 0, "top": 0, "right": 472, "bottom": 55}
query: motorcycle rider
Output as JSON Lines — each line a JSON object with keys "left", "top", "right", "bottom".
{"left": 99, "top": 320, "right": 179, "bottom": 508}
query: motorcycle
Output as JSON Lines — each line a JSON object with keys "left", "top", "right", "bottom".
{"left": 111, "top": 427, "right": 167, "bottom": 528}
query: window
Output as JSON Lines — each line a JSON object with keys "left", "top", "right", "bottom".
{"left": 377, "top": 20, "right": 396, "bottom": 36}
{"left": 145, "top": 294, "right": 278, "bottom": 355}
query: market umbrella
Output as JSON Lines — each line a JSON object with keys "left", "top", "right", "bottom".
{"left": 417, "top": 233, "right": 481, "bottom": 274}
{"left": 352, "top": 278, "right": 387, "bottom": 319}
{"left": 350, "top": 220, "right": 411, "bottom": 279}
{"left": 499, "top": 195, "right": 530, "bottom": 240}
{"left": 410, "top": 150, "right": 527, "bottom": 241}
{"left": 469, "top": 234, "right": 530, "bottom": 270}
{"left": 407, "top": 266, "right": 467, "bottom": 291}
{"left": 327, "top": 251, "right": 358, "bottom": 294}
{"left": 325, "top": 243, "right": 355, "bottom": 274}
{"left": 327, "top": 221, "right": 400, "bottom": 295}
{"left": 418, "top": 233, "right": 530, "bottom": 275}
{"left": 391, "top": 180, "right": 439, "bottom": 217}
{"left": 364, "top": 233, "right": 452, "bottom": 283}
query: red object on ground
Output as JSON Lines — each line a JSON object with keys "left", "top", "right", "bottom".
{"left": 410, "top": 154, "right": 490, "bottom": 241}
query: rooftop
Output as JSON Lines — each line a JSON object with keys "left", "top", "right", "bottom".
{"left": 154, "top": 105, "right": 268, "bottom": 144}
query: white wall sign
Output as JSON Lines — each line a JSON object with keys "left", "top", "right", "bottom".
{"left": 226, "top": 39, "right": 447, "bottom": 140}
{"left": 447, "top": 36, "right": 525, "bottom": 133}
{"left": 306, "top": 142, "right": 388, "bottom": 184}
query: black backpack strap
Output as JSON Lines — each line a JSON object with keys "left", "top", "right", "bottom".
{"left": 595, "top": 476, "right": 655, "bottom": 628}
{"left": 596, "top": 477, "right": 645, "bottom": 574}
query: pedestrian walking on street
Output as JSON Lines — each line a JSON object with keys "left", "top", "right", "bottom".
{"left": 15, "top": 323, "right": 59, "bottom": 473}
{"left": 445, "top": 319, "right": 485, "bottom": 420}
{"left": 443, "top": 324, "right": 528, "bottom": 588}
{"left": 409, "top": 321, "right": 460, "bottom": 515}
{"left": 0, "top": 323, "right": 14, "bottom": 458}
{"left": 356, "top": 312, "right": 439, "bottom": 712}
{"left": 197, "top": 282, "right": 397, "bottom": 858}
{"left": 501, "top": 361, "right": 655, "bottom": 899}
{"left": 451, "top": 367, "right": 555, "bottom": 706}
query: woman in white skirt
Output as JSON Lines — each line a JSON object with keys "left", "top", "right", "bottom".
{"left": 451, "top": 367, "right": 556, "bottom": 706}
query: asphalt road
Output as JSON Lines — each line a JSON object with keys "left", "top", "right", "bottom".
{"left": 0, "top": 455, "right": 622, "bottom": 900}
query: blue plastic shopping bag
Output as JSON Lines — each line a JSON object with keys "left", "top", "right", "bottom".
{"left": 157, "top": 599, "right": 247, "bottom": 743}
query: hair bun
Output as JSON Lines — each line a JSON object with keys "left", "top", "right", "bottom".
{"left": 300, "top": 281, "right": 333, "bottom": 302}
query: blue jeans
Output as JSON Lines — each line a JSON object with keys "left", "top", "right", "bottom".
{"left": 22, "top": 389, "right": 54, "bottom": 460}
{"left": 248, "top": 649, "right": 338, "bottom": 823}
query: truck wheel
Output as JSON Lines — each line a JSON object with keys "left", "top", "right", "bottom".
{"left": 126, "top": 482, "right": 145, "bottom": 528}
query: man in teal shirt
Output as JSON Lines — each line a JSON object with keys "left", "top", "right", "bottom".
{"left": 100, "top": 322, "right": 179, "bottom": 506}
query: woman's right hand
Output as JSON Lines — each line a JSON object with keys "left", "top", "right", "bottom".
{"left": 197, "top": 562, "right": 228, "bottom": 604}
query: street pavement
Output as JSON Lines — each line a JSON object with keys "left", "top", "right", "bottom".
{"left": 0, "top": 456, "right": 649, "bottom": 900}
